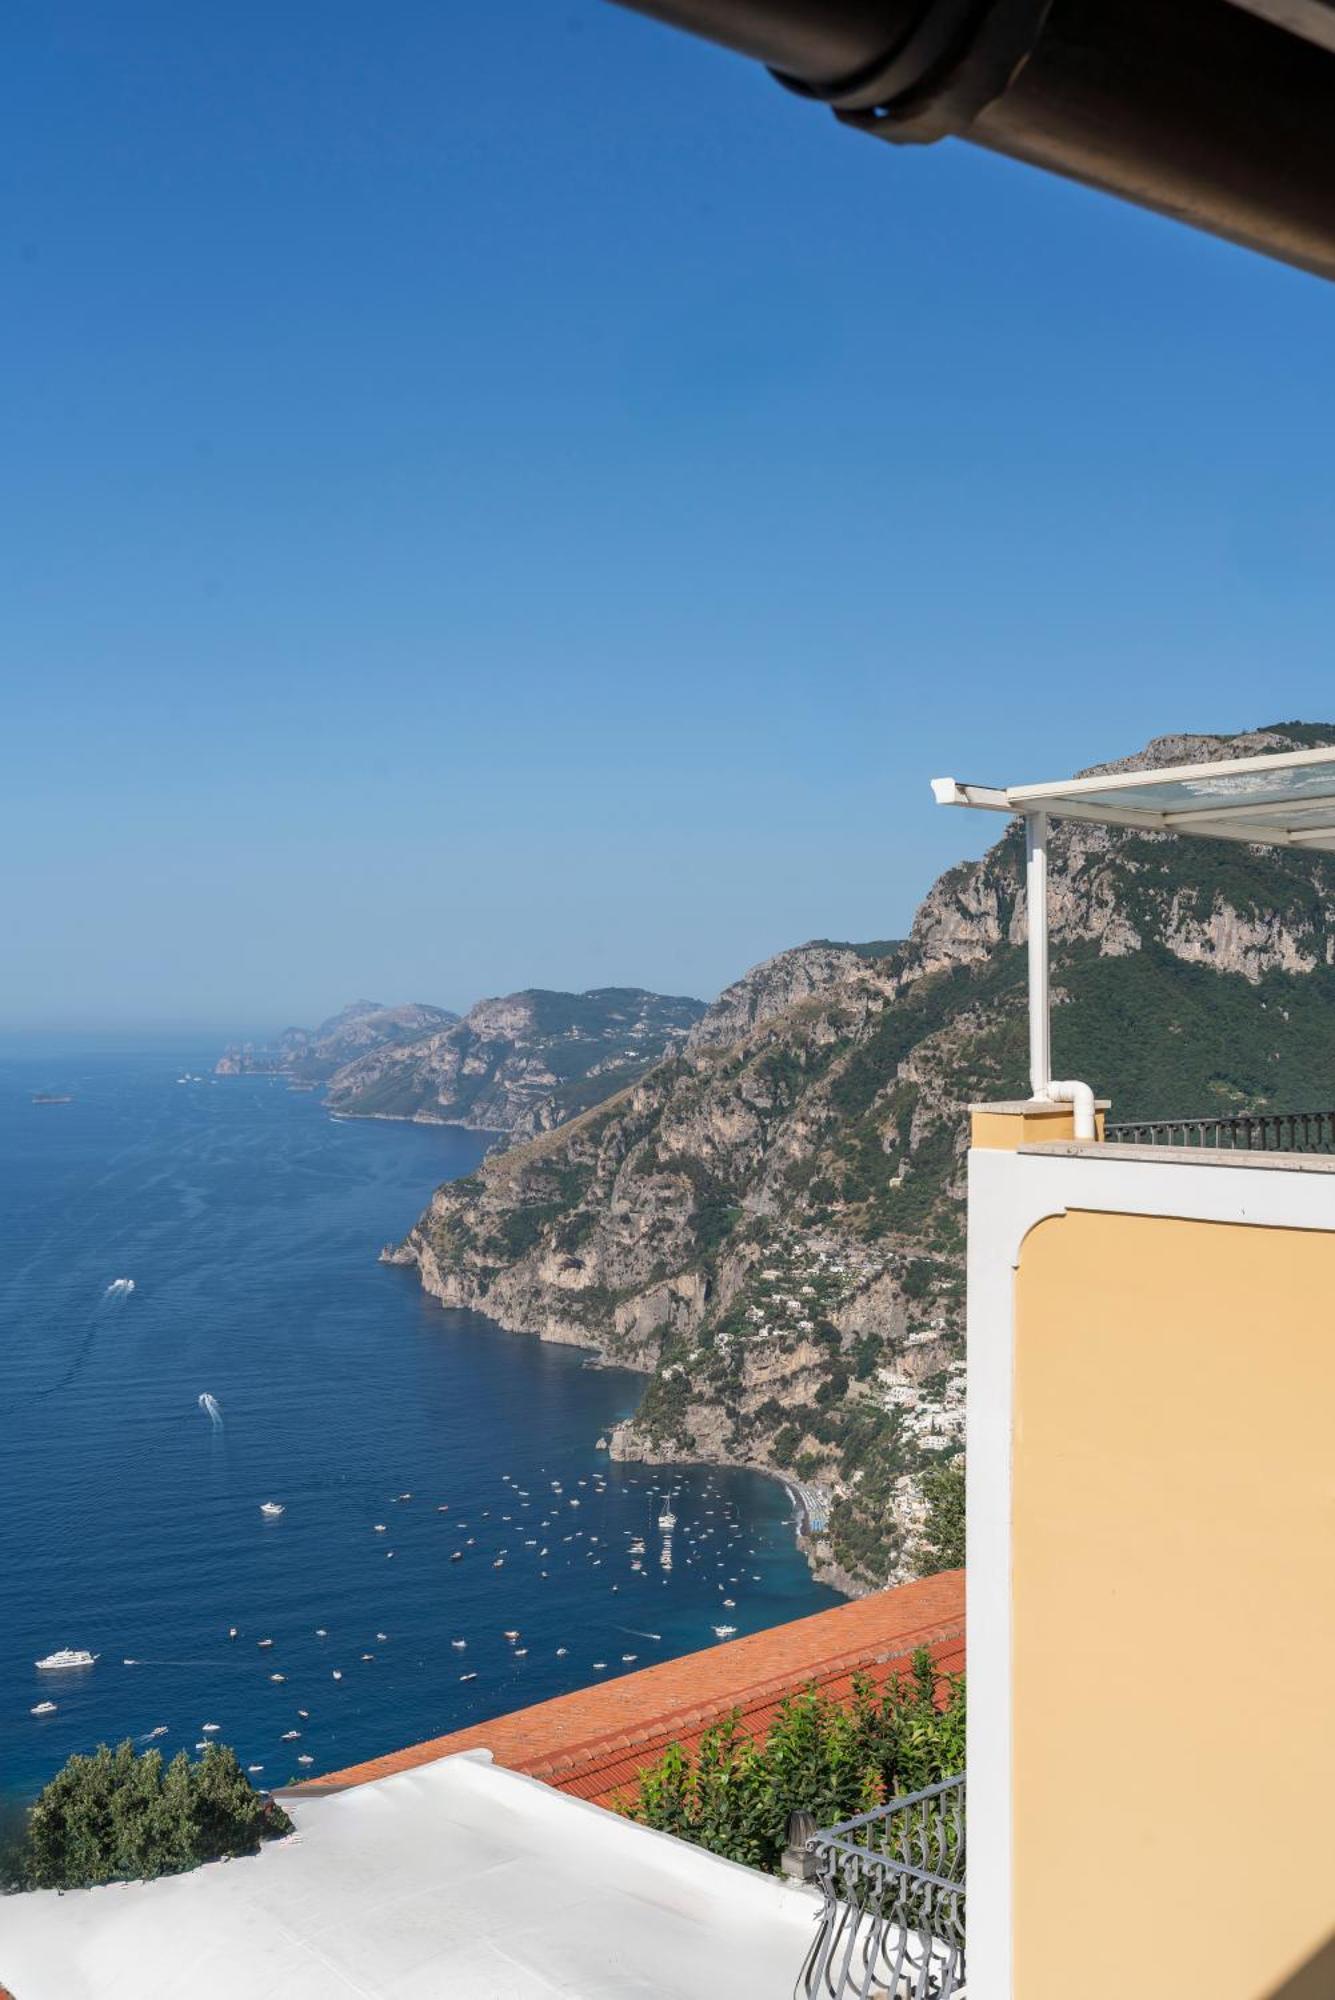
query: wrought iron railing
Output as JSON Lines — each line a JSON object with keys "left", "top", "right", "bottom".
{"left": 1105, "top": 1108, "right": 1335, "bottom": 1153}
{"left": 802, "top": 1774, "right": 966, "bottom": 2000}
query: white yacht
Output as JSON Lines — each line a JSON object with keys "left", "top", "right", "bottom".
{"left": 712, "top": 1624, "right": 737, "bottom": 1639}
{"left": 260, "top": 1501, "right": 285, "bottom": 1517}
{"left": 35, "top": 1648, "right": 97, "bottom": 1670}
{"left": 30, "top": 1701, "right": 57, "bottom": 1716}
{"left": 657, "top": 1508, "right": 677, "bottom": 1531}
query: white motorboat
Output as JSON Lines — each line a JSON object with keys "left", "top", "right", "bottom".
{"left": 30, "top": 1701, "right": 57, "bottom": 1716}
{"left": 657, "top": 1509, "right": 677, "bottom": 1531}
{"left": 35, "top": 1648, "right": 97, "bottom": 1670}
{"left": 712, "top": 1624, "right": 737, "bottom": 1638}
{"left": 260, "top": 1501, "right": 285, "bottom": 1518}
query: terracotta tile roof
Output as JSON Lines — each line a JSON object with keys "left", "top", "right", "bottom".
{"left": 292, "top": 1569, "right": 964, "bottom": 1809}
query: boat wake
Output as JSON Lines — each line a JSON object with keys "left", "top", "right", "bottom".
{"left": 198, "top": 1392, "right": 223, "bottom": 1429}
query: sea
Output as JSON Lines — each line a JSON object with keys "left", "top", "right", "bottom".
{"left": 0, "top": 1039, "right": 841, "bottom": 1809}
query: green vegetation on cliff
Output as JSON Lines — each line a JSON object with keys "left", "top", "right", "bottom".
{"left": 397, "top": 725, "right": 1335, "bottom": 1590}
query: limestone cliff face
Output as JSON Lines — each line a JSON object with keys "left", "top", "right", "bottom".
{"left": 686, "top": 943, "right": 887, "bottom": 1050}
{"left": 328, "top": 987, "right": 704, "bottom": 1135}
{"left": 392, "top": 724, "right": 1335, "bottom": 1591}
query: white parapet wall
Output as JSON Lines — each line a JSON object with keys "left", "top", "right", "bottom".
{"left": 1, "top": 1748, "right": 822, "bottom": 2000}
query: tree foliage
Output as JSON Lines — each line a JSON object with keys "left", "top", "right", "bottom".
{"left": 918, "top": 1460, "right": 966, "bottom": 1575}
{"left": 621, "top": 1651, "right": 964, "bottom": 1873}
{"left": 8, "top": 1740, "right": 292, "bottom": 1891}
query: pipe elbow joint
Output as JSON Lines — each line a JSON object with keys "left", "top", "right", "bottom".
{"left": 1047, "top": 1079, "right": 1096, "bottom": 1141}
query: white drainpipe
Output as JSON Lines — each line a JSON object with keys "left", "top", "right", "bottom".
{"left": 1024, "top": 811, "right": 1096, "bottom": 1140}
{"left": 1045, "top": 1077, "right": 1097, "bottom": 1141}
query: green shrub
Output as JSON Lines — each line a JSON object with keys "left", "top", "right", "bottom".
{"left": 10, "top": 1741, "right": 292, "bottom": 1891}
{"left": 918, "top": 1460, "right": 966, "bottom": 1574}
{"left": 622, "top": 1651, "right": 964, "bottom": 1873}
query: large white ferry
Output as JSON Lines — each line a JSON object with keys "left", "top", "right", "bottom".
{"left": 35, "top": 1648, "right": 98, "bottom": 1670}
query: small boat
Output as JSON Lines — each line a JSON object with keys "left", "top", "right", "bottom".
{"left": 298, "top": 1709, "right": 309, "bottom": 1718}
{"left": 315, "top": 1628, "right": 327, "bottom": 1638}
{"left": 281, "top": 1729, "right": 300, "bottom": 1740}
{"left": 248, "top": 1765, "right": 264, "bottom": 1774}
{"left": 555, "top": 1646, "right": 568, "bottom": 1658}
{"left": 297, "top": 1754, "right": 314, "bottom": 1765}
{"left": 270, "top": 1673, "right": 285, "bottom": 1683}
{"left": 722, "top": 1597, "right": 736, "bottom": 1608}
{"left": 712, "top": 1625, "right": 737, "bottom": 1639}
{"left": 657, "top": 1510, "right": 677, "bottom": 1531}
{"left": 143, "top": 1725, "right": 168, "bottom": 1740}
{"left": 123, "top": 1657, "right": 138, "bottom": 1666}
{"left": 592, "top": 1660, "right": 607, "bottom": 1670}
{"left": 373, "top": 1524, "right": 387, "bottom": 1533}
{"left": 331, "top": 1670, "right": 342, "bottom": 1681}
{"left": 35, "top": 1649, "right": 97, "bottom": 1670}
{"left": 202, "top": 1722, "right": 220, "bottom": 1733}
{"left": 451, "top": 1639, "right": 467, "bottom": 1649}
{"left": 460, "top": 1671, "right": 477, "bottom": 1682}
{"left": 621, "top": 1653, "right": 637, "bottom": 1663}
{"left": 258, "top": 1638, "right": 273, "bottom": 1648}
{"left": 361, "top": 1652, "right": 375, "bottom": 1662}
{"left": 503, "top": 1630, "right": 520, "bottom": 1641}
{"left": 228, "top": 1627, "right": 238, "bottom": 1639}
{"left": 451, "top": 1550, "right": 463, "bottom": 1562}
{"left": 514, "top": 1647, "right": 528, "bottom": 1657}
{"left": 260, "top": 1502, "right": 285, "bottom": 1518}
{"left": 30, "top": 1701, "right": 57, "bottom": 1716}
{"left": 397, "top": 1492, "right": 412, "bottom": 1502}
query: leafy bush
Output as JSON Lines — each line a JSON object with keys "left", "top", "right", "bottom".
{"left": 621, "top": 1650, "right": 964, "bottom": 1873}
{"left": 9, "top": 1740, "right": 292, "bottom": 1891}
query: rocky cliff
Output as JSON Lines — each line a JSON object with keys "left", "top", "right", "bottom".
{"left": 389, "top": 725, "right": 1335, "bottom": 1591}
{"left": 325, "top": 987, "right": 706, "bottom": 1136}
{"left": 216, "top": 1000, "right": 456, "bottom": 1080}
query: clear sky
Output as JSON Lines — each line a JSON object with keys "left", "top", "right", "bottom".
{"left": 6, "top": 2, "right": 1335, "bottom": 1031}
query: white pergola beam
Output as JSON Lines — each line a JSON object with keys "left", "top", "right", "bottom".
{"left": 1025, "top": 812, "right": 1051, "bottom": 1101}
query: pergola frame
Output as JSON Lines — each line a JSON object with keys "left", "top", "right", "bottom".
{"left": 932, "top": 745, "right": 1335, "bottom": 1103}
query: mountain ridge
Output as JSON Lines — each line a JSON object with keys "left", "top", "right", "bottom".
{"left": 388, "top": 723, "right": 1335, "bottom": 1593}
{"left": 325, "top": 986, "right": 706, "bottom": 1138}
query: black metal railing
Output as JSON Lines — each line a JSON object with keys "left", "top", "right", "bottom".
{"left": 802, "top": 1774, "right": 966, "bottom": 2000}
{"left": 1105, "top": 1109, "right": 1335, "bottom": 1153}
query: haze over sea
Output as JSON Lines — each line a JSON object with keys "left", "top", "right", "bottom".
{"left": 0, "top": 1040, "right": 839, "bottom": 1806}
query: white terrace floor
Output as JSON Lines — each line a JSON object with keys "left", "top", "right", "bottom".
{"left": 1, "top": 1749, "right": 821, "bottom": 1999}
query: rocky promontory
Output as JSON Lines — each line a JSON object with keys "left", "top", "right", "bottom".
{"left": 390, "top": 724, "right": 1335, "bottom": 1592}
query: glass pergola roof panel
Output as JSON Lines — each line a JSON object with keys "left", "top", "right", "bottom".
{"left": 932, "top": 747, "right": 1335, "bottom": 852}
{"left": 1059, "top": 769, "right": 1335, "bottom": 815}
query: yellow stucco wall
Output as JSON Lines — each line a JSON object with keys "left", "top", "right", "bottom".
{"left": 969, "top": 1104, "right": 1107, "bottom": 1149}
{"left": 1012, "top": 1209, "right": 1335, "bottom": 2000}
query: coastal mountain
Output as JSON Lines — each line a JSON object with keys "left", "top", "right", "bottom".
{"left": 388, "top": 724, "right": 1335, "bottom": 1593}
{"left": 325, "top": 988, "right": 707, "bottom": 1137}
{"left": 216, "top": 1001, "right": 457, "bottom": 1081}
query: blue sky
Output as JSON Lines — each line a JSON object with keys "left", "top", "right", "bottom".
{"left": 5, "top": 2, "right": 1335, "bottom": 1030}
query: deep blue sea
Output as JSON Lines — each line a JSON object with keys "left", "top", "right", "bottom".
{"left": 0, "top": 1040, "right": 839, "bottom": 1806}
